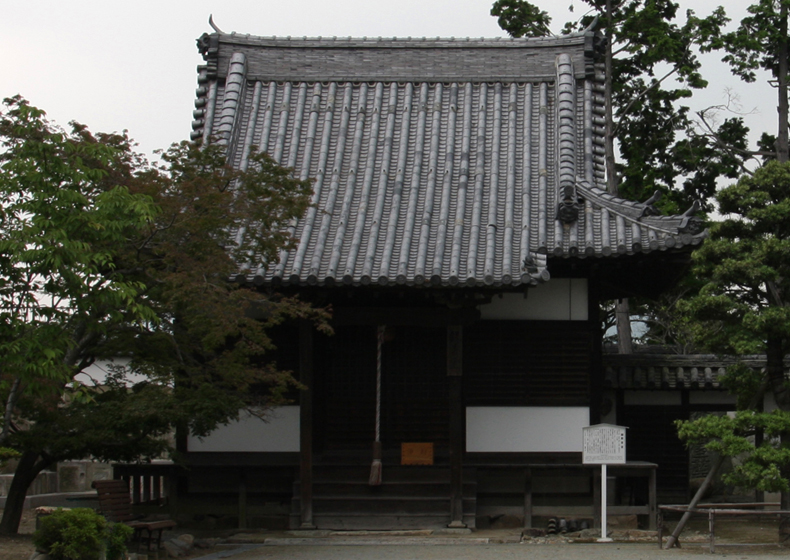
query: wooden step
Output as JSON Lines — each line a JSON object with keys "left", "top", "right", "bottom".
{"left": 290, "top": 464, "right": 477, "bottom": 530}
{"left": 294, "top": 481, "right": 476, "bottom": 497}
{"left": 295, "top": 496, "right": 476, "bottom": 514}
{"left": 290, "top": 513, "right": 476, "bottom": 531}
{"left": 307, "top": 465, "right": 470, "bottom": 482}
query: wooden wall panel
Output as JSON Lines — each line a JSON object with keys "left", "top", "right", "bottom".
{"left": 315, "top": 326, "right": 378, "bottom": 452}
{"left": 316, "top": 325, "right": 449, "bottom": 453}
{"left": 621, "top": 405, "right": 689, "bottom": 502}
{"left": 381, "top": 326, "right": 449, "bottom": 449}
{"left": 463, "top": 321, "right": 593, "bottom": 406}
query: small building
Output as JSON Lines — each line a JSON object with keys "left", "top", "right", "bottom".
{"left": 176, "top": 26, "right": 708, "bottom": 530}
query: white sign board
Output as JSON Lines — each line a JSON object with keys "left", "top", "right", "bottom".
{"left": 583, "top": 423, "right": 626, "bottom": 465}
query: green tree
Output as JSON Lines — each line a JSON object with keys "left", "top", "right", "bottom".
{"left": 676, "top": 161, "right": 790, "bottom": 541}
{"left": 491, "top": 0, "right": 734, "bottom": 211}
{"left": 663, "top": 2, "right": 790, "bottom": 543}
{"left": 714, "top": 0, "right": 790, "bottom": 162}
{"left": 491, "top": 0, "right": 736, "bottom": 355}
{"left": 0, "top": 97, "right": 328, "bottom": 534}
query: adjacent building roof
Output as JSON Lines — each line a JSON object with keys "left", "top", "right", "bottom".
{"left": 603, "top": 352, "right": 790, "bottom": 390}
{"left": 193, "top": 30, "right": 705, "bottom": 288}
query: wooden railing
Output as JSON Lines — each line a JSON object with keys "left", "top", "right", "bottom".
{"left": 658, "top": 503, "right": 790, "bottom": 552}
{"left": 468, "top": 460, "right": 657, "bottom": 530}
{"left": 112, "top": 463, "right": 180, "bottom": 506}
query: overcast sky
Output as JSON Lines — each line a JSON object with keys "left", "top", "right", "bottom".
{"left": 1, "top": 0, "right": 772, "bottom": 166}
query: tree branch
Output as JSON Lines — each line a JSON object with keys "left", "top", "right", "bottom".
{"left": 612, "top": 66, "right": 680, "bottom": 137}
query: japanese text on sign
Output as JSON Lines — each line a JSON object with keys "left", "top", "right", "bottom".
{"left": 583, "top": 424, "right": 626, "bottom": 464}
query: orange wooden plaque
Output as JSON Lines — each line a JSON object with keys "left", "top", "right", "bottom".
{"left": 401, "top": 442, "right": 434, "bottom": 465}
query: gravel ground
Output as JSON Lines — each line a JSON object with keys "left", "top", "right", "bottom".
{"left": 3, "top": 511, "right": 787, "bottom": 560}
{"left": 206, "top": 542, "right": 789, "bottom": 560}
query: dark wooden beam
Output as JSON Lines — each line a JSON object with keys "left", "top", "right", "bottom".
{"left": 299, "top": 320, "right": 316, "bottom": 529}
{"left": 447, "top": 325, "right": 466, "bottom": 528}
{"left": 333, "top": 307, "right": 480, "bottom": 327}
{"left": 588, "top": 277, "right": 603, "bottom": 425}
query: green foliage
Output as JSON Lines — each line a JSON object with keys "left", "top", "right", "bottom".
{"left": 490, "top": 0, "right": 733, "bottom": 212}
{"left": 677, "top": 410, "right": 790, "bottom": 492}
{"left": 0, "top": 96, "right": 159, "bottom": 403}
{"left": 678, "top": 161, "right": 790, "bottom": 357}
{"left": 675, "top": 161, "right": 790, "bottom": 495}
{"left": 709, "top": 0, "right": 790, "bottom": 83}
{"left": 705, "top": 0, "right": 790, "bottom": 162}
{"left": 33, "top": 508, "right": 131, "bottom": 560}
{"left": 105, "top": 522, "right": 134, "bottom": 560}
{"left": 0, "top": 446, "right": 20, "bottom": 467}
{"left": 0, "top": 97, "right": 331, "bottom": 533}
{"left": 490, "top": 0, "right": 551, "bottom": 37}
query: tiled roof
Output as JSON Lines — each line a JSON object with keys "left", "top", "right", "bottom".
{"left": 193, "top": 32, "right": 706, "bottom": 288}
{"left": 603, "top": 353, "right": 790, "bottom": 390}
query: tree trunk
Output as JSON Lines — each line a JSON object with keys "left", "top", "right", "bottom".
{"left": 667, "top": 381, "right": 771, "bottom": 547}
{"left": 0, "top": 450, "right": 51, "bottom": 535}
{"left": 781, "top": 433, "right": 790, "bottom": 544}
{"left": 615, "top": 299, "right": 633, "bottom": 354}
{"left": 777, "top": 0, "right": 789, "bottom": 163}
{"left": 766, "top": 335, "right": 790, "bottom": 542}
{"left": 604, "top": 0, "right": 618, "bottom": 195}
{"left": 664, "top": 454, "right": 725, "bottom": 549}
{"left": 766, "top": 337, "right": 790, "bottom": 410}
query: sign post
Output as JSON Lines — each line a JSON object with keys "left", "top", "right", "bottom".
{"left": 583, "top": 424, "right": 627, "bottom": 543}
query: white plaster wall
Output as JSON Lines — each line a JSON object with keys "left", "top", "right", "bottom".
{"left": 187, "top": 406, "right": 300, "bottom": 452}
{"left": 689, "top": 392, "right": 737, "bottom": 405}
{"left": 478, "top": 279, "right": 588, "bottom": 321}
{"left": 623, "top": 391, "right": 682, "bottom": 406}
{"left": 466, "top": 406, "right": 589, "bottom": 452}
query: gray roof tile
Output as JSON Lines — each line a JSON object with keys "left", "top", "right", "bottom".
{"left": 603, "top": 353, "right": 790, "bottom": 390}
{"left": 194, "top": 32, "right": 705, "bottom": 288}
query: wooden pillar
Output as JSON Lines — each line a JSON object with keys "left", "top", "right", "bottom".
{"left": 238, "top": 469, "right": 247, "bottom": 529}
{"left": 299, "top": 320, "right": 316, "bottom": 529}
{"left": 165, "top": 470, "right": 179, "bottom": 519}
{"left": 648, "top": 466, "right": 657, "bottom": 530}
{"left": 447, "top": 325, "right": 466, "bottom": 528}
{"left": 588, "top": 278, "right": 604, "bottom": 425}
{"left": 143, "top": 475, "right": 151, "bottom": 503}
{"left": 593, "top": 468, "right": 601, "bottom": 529}
{"left": 523, "top": 468, "right": 533, "bottom": 529}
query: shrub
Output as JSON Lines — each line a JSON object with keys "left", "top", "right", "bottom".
{"left": 105, "top": 522, "right": 134, "bottom": 560}
{"left": 33, "top": 508, "right": 132, "bottom": 560}
{"left": 0, "top": 446, "right": 20, "bottom": 468}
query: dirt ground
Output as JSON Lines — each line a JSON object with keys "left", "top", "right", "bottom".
{"left": 2, "top": 508, "right": 37, "bottom": 560}
{"left": 1, "top": 512, "right": 788, "bottom": 560}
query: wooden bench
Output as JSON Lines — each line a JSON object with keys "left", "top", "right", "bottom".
{"left": 92, "top": 479, "right": 177, "bottom": 559}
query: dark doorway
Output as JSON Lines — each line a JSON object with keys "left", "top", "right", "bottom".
{"left": 315, "top": 325, "right": 449, "bottom": 458}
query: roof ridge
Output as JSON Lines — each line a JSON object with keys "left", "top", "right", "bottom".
{"left": 208, "top": 31, "right": 591, "bottom": 46}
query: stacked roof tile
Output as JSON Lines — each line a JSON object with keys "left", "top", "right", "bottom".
{"left": 603, "top": 353, "right": 790, "bottom": 390}
{"left": 193, "top": 31, "right": 705, "bottom": 288}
